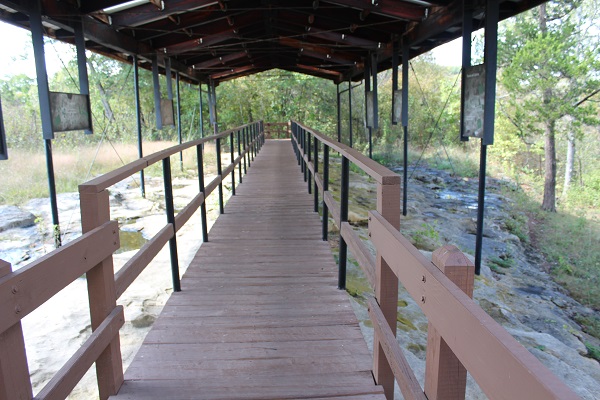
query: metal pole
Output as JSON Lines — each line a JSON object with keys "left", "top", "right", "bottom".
{"left": 216, "top": 137, "right": 224, "bottom": 214}
{"left": 307, "top": 132, "right": 312, "bottom": 195}
{"left": 338, "top": 156, "right": 350, "bottom": 289}
{"left": 44, "top": 140, "right": 61, "bottom": 248}
{"left": 322, "top": 145, "right": 330, "bottom": 241}
{"left": 402, "top": 44, "right": 410, "bottom": 217}
{"left": 31, "top": 4, "right": 60, "bottom": 247}
{"left": 337, "top": 84, "right": 341, "bottom": 142}
{"left": 313, "top": 135, "right": 319, "bottom": 212}
{"left": 243, "top": 126, "right": 248, "bottom": 172}
{"left": 163, "top": 157, "right": 181, "bottom": 292}
{"left": 197, "top": 144, "right": 208, "bottom": 242}
{"left": 348, "top": 80, "right": 353, "bottom": 148}
{"left": 475, "top": 0, "right": 499, "bottom": 275}
{"left": 133, "top": 55, "right": 145, "bottom": 198}
{"left": 152, "top": 54, "right": 162, "bottom": 129}
{"left": 176, "top": 72, "right": 183, "bottom": 171}
{"left": 199, "top": 83, "right": 204, "bottom": 138}
{"left": 74, "top": 20, "right": 91, "bottom": 135}
{"left": 230, "top": 131, "right": 236, "bottom": 195}
{"left": 370, "top": 53, "right": 378, "bottom": 159}
{"left": 237, "top": 129, "right": 242, "bottom": 183}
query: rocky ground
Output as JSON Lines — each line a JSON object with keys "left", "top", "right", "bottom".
{"left": 1, "top": 162, "right": 598, "bottom": 399}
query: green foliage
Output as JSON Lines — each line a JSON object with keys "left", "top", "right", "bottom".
{"left": 585, "top": 343, "right": 600, "bottom": 362}
{"left": 575, "top": 315, "right": 600, "bottom": 339}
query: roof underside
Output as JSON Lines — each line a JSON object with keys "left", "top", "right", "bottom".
{"left": 0, "top": 0, "right": 545, "bottom": 84}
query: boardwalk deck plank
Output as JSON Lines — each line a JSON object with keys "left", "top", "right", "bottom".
{"left": 110, "top": 140, "right": 384, "bottom": 399}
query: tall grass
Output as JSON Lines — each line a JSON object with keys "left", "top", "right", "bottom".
{"left": 0, "top": 141, "right": 217, "bottom": 206}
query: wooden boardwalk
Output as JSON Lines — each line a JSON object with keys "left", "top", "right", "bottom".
{"left": 111, "top": 140, "right": 385, "bottom": 399}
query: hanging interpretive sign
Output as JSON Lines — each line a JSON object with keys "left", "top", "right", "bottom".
{"left": 392, "top": 89, "right": 402, "bottom": 125}
{"left": 462, "top": 64, "right": 486, "bottom": 139}
{"left": 366, "top": 91, "right": 374, "bottom": 128}
{"left": 49, "top": 92, "right": 92, "bottom": 133}
{"left": 160, "top": 99, "right": 175, "bottom": 127}
{"left": 0, "top": 97, "right": 6, "bottom": 160}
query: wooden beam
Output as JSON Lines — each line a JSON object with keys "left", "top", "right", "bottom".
{"left": 194, "top": 51, "right": 249, "bottom": 69}
{"left": 321, "top": 0, "right": 425, "bottom": 21}
{"left": 280, "top": 37, "right": 360, "bottom": 64}
{"left": 109, "top": 0, "right": 218, "bottom": 27}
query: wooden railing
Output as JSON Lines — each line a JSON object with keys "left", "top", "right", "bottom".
{"left": 290, "top": 120, "right": 580, "bottom": 400}
{"left": 263, "top": 122, "right": 290, "bottom": 139}
{"left": 0, "top": 121, "right": 264, "bottom": 400}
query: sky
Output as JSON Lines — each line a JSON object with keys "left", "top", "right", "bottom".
{"left": 0, "top": 21, "right": 462, "bottom": 80}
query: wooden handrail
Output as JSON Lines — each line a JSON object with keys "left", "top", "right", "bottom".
{"left": 368, "top": 210, "right": 580, "bottom": 400}
{"left": 293, "top": 120, "right": 399, "bottom": 185}
{"left": 0, "top": 221, "right": 119, "bottom": 334}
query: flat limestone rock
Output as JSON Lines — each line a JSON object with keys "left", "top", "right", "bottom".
{"left": 0, "top": 205, "right": 36, "bottom": 232}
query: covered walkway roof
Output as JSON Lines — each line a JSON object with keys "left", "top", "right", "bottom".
{"left": 0, "top": 0, "right": 544, "bottom": 83}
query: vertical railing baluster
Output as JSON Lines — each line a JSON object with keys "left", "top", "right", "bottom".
{"left": 302, "top": 129, "right": 307, "bottom": 182}
{"left": 313, "top": 137, "right": 319, "bottom": 212}
{"left": 322, "top": 145, "right": 329, "bottom": 241}
{"left": 245, "top": 126, "right": 251, "bottom": 169}
{"left": 196, "top": 144, "right": 208, "bottom": 242}
{"left": 230, "top": 131, "right": 236, "bottom": 196}
{"left": 338, "top": 155, "right": 350, "bottom": 289}
{"left": 162, "top": 156, "right": 181, "bottom": 292}
{"left": 237, "top": 129, "right": 242, "bottom": 183}
{"left": 307, "top": 131, "right": 312, "bottom": 195}
{"left": 251, "top": 124, "right": 255, "bottom": 161}
{"left": 216, "top": 137, "right": 224, "bottom": 214}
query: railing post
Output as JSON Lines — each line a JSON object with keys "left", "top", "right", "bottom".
{"left": 237, "top": 129, "right": 242, "bottom": 183}
{"left": 338, "top": 155, "right": 350, "bottom": 289}
{"left": 162, "top": 157, "right": 181, "bottom": 292}
{"left": 216, "top": 137, "right": 224, "bottom": 214}
{"left": 0, "top": 260, "right": 33, "bottom": 400}
{"left": 250, "top": 125, "right": 255, "bottom": 162}
{"left": 196, "top": 144, "right": 209, "bottom": 242}
{"left": 373, "top": 178, "right": 401, "bottom": 400}
{"left": 307, "top": 131, "right": 312, "bottom": 195}
{"left": 245, "top": 126, "right": 250, "bottom": 169}
{"left": 79, "top": 189, "right": 124, "bottom": 400}
{"left": 313, "top": 137, "right": 319, "bottom": 212}
{"left": 322, "top": 145, "right": 329, "bottom": 241}
{"left": 302, "top": 129, "right": 307, "bottom": 182}
{"left": 230, "top": 131, "right": 236, "bottom": 196}
{"left": 425, "top": 245, "right": 474, "bottom": 400}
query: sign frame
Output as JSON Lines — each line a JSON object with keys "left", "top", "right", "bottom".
{"left": 49, "top": 91, "right": 92, "bottom": 133}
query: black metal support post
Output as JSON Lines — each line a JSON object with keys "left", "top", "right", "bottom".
{"left": 31, "top": 4, "right": 60, "bottom": 247}
{"left": 44, "top": 140, "right": 61, "bottom": 248}
{"left": 475, "top": 0, "right": 499, "bottom": 275}
{"left": 313, "top": 136, "right": 319, "bottom": 212}
{"left": 162, "top": 157, "right": 181, "bottom": 292}
{"left": 133, "top": 55, "right": 145, "bottom": 198}
{"left": 176, "top": 72, "right": 183, "bottom": 171}
{"left": 307, "top": 132, "right": 312, "bottom": 195}
{"left": 243, "top": 126, "right": 248, "bottom": 171}
{"left": 338, "top": 156, "right": 350, "bottom": 289}
{"left": 230, "top": 131, "right": 236, "bottom": 195}
{"left": 402, "top": 44, "right": 410, "bottom": 217}
{"left": 152, "top": 55, "right": 162, "bottom": 129}
{"left": 74, "top": 21, "right": 91, "bottom": 135}
{"left": 237, "top": 129, "right": 242, "bottom": 183}
{"left": 336, "top": 84, "right": 341, "bottom": 142}
{"left": 196, "top": 144, "right": 208, "bottom": 242}
{"left": 348, "top": 80, "right": 353, "bottom": 148}
{"left": 301, "top": 128, "right": 306, "bottom": 176}
{"left": 199, "top": 83, "right": 204, "bottom": 138}
{"left": 322, "top": 145, "right": 330, "bottom": 241}
{"left": 216, "top": 137, "right": 224, "bottom": 214}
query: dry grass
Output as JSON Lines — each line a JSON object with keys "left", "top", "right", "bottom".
{"left": 0, "top": 141, "right": 222, "bottom": 206}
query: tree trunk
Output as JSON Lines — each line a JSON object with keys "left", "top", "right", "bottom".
{"left": 86, "top": 59, "right": 114, "bottom": 122}
{"left": 562, "top": 131, "right": 576, "bottom": 198}
{"left": 542, "top": 120, "right": 557, "bottom": 212}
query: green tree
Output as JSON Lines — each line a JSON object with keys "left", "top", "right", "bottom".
{"left": 500, "top": 1, "right": 599, "bottom": 211}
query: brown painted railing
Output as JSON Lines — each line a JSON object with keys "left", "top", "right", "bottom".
{"left": 290, "top": 120, "right": 580, "bottom": 400}
{"left": 263, "top": 122, "right": 290, "bottom": 139}
{"left": 0, "top": 121, "right": 264, "bottom": 400}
